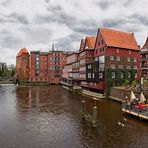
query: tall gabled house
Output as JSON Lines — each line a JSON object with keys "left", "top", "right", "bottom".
{"left": 79, "top": 36, "right": 96, "bottom": 88}
{"left": 86, "top": 28, "right": 140, "bottom": 95}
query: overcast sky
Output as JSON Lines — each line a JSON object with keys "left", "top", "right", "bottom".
{"left": 0, "top": 0, "right": 147, "bottom": 65}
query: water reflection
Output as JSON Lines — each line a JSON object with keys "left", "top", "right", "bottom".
{"left": 0, "top": 85, "right": 147, "bottom": 148}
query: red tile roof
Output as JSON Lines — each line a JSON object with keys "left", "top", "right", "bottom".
{"left": 16, "top": 48, "right": 29, "bottom": 57}
{"left": 141, "top": 37, "right": 148, "bottom": 49}
{"left": 85, "top": 36, "right": 96, "bottom": 49}
{"left": 100, "top": 28, "right": 139, "bottom": 50}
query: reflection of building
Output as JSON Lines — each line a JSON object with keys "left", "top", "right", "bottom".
{"left": 16, "top": 48, "right": 30, "bottom": 81}
{"left": 141, "top": 37, "right": 148, "bottom": 79}
{"left": 16, "top": 47, "right": 66, "bottom": 84}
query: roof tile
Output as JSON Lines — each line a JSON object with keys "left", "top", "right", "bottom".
{"left": 100, "top": 28, "right": 139, "bottom": 50}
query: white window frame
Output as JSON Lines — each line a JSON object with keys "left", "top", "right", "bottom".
{"left": 134, "top": 58, "right": 137, "bottom": 62}
{"left": 118, "top": 65, "right": 123, "bottom": 69}
{"left": 99, "top": 73, "right": 103, "bottom": 78}
{"left": 110, "top": 56, "right": 114, "bottom": 61}
{"left": 121, "top": 72, "right": 124, "bottom": 78}
{"left": 92, "top": 73, "right": 95, "bottom": 78}
{"left": 110, "top": 64, "right": 115, "bottom": 69}
{"left": 112, "top": 72, "right": 116, "bottom": 78}
{"left": 127, "top": 57, "right": 130, "bottom": 62}
{"left": 128, "top": 72, "right": 131, "bottom": 78}
{"left": 117, "top": 56, "right": 120, "bottom": 61}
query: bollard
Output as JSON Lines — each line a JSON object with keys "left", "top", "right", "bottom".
{"left": 92, "top": 97, "right": 98, "bottom": 128}
{"left": 82, "top": 94, "right": 85, "bottom": 119}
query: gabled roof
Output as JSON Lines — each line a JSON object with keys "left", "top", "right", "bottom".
{"left": 99, "top": 28, "right": 139, "bottom": 50}
{"left": 85, "top": 37, "right": 96, "bottom": 49}
{"left": 16, "top": 48, "right": 29, "bottom": 57}
{"left": 141, "top": 37, "right": 148, "bottom": 49}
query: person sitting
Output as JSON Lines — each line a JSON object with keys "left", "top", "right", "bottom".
{"left": 138, "top": 102, "right": 143, "bottom": 112}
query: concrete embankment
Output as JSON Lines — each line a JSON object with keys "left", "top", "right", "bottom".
{"left": 109, "top": 87, "right": 141, "bottom": 103}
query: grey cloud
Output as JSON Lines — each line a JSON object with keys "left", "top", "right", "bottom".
{"left": 44, "top": 0, "right": 50, "bottom": 3}
{"left": 129, "top": 14, "right": 148, "bottom": 26}
{"left": 0, "top": 34, "right": 23, "bottom": 49}
{"left": 96, "top": 1, "right": 111, "bottom": 10}
{"left": 55, "top": 34, "right": 83, "bottom": 50}
{"left": 0, "top": 13, "right": 29, "bottom": 24}
{"left": 19, "top": 25, "right": 53, "bottom": 44}
{"left": 1, "top": 0, "right": 11, "bottom": 6}
{"left": 8, "top": 13, "right": 29, "bottom": 24}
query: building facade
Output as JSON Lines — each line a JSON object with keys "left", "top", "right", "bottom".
{"left": 78, "top": 37, "right": 96, "bottom": 88}
{"left": 16, "top": 48, "right": 30, "bottom": 81}
{"left": 141, "top": 37, "right": 148, "bottom": 79}
{"left": 86, "top": 28, "right": 140, "bottom": 94}
{"left": 62, "top": 52, "right": 79, "bottom": 88}
{"left": 16, "top": 48, "right": 66, "bottom": 84}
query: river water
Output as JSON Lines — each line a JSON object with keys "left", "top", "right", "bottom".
{"left": 0, "top": 85, "right": 147, "bottom": 148}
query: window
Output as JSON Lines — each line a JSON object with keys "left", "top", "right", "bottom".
{"left": 117, "top": 48, "right": 119, "bottom": 53}
{"left": 134, "top": 58, "right": 137, "bottom": 62}
{"left": 133, "top": 65, "right": 137, "bottom": 69}
{"left": 126, "top": 65, "right": 131, "bottom": 69}
{"left": 88, "top": 64, "right": 91, "bottom": 69}
{"left": 92, "top": 73, "right": 95, "bottom": 78}
{"left": 117, "top": 56, "right": 120, "bottom": 61}
{"left": 121, "top": 72, "right": 124, "bottom": 78}
{"left": 36, "top": 61, "right": 39, "bottom": 65}
{"left": 80, "top": 67, "right": 86, "bottom": 71}
{"left": 99, "top": 73, "right": 103, "bottom": 78}
{"left": 110, "top": 64, "right": 115, "bottom": 69}
{"left": 88, "top": 73, "right": 91, "bottom": 78}
{"left": 128, "top": 72, "right": 131, "bottom": 78}
{"left": 95, "top": 57, "right": 99, "bottom": 61}
{"left": 118, "top": 65, "right": 123, "bottom": 69}
{"left": 112, "top": 72, "right": 116, "bottom": 78}
{"left": 99, "top": 63, "right": 105, "bottom": 71}
{"left": 99, "top": 56, "right": 105, "bottom": 63}
{"left": 129, "top": 50, "right": 131, "bottom": 54}
{"left": 127, "top": 57, "right": 130, "bottom": 62}
{"left": 110, "top": 56, "right": 114, "bottom": 60}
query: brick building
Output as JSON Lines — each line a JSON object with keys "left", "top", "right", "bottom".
{"left": 16, "top": 48, "right": 66, "bottom": 84}
{"left": 86, "top": 28, "right": 140, "bottom": 94}
{"left": 62, "top": 52, "right": 79, "bottom": 88}
{"left": 78, "top": 37, "right": 96, "bottom": 88}
{"left": 16, "top": 48, "right": 30, "bottom": 81}
{"left": 141, "top": 37, "right": 148, "bottom": 79}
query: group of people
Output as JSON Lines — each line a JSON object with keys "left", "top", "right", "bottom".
{"left": 124, "top": 97, "right": 148, "bottom": 112}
